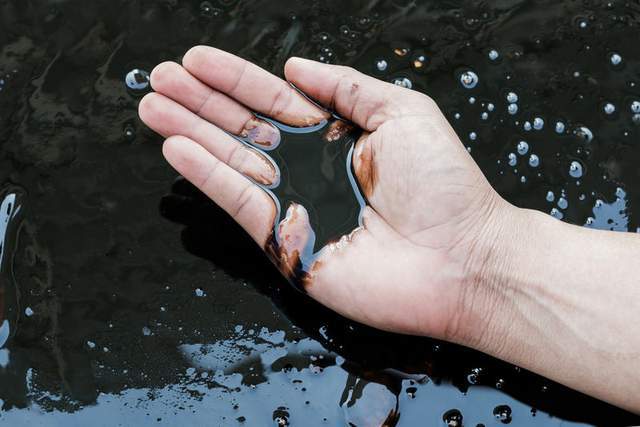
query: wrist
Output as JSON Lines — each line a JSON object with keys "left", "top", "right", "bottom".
{"left": 451, "top": 197, "right": 543, "bottom": 353}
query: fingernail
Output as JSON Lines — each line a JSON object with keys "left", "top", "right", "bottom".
{"left": 242, "top": 118, "right": 281, "bottom": 149}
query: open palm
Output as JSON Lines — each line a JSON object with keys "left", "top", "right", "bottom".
{"left": 139, "top": 47, "right": 506, "bottom": 345}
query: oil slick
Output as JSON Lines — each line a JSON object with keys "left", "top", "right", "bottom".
{"left": 239, "top": 116, "right": 366, "bottom": 291}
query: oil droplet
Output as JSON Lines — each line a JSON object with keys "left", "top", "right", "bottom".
{"left": 508, "top": 104, "right": 518, "bottom": 115}
{"left": 631, "top": 101, "right": 640, "bottom": 114}
{"left": 523, "top": 121, "right": 532, "bottom": 131}
{"left": 443, "top": 409, "right": 463, "bottom": 427}
{"left": 376, "top": 59, "right": 388, "bottom": 72}
{"left": 195, "top": 288, "right": 205, "bottom": 297}
{"left": 125, "top": 69, "right": 150, "bottom": 95}
{"left": 488, "top": 49, "right": 499, "bottom": 61}
{"left": 506, "top": 92, "right": 518, "bottom": 103}
{"left": 487, "top": 103, "right": 495, "bottom": 112}
{"left": 569, "top": 160, "right": 583, "bottom": 178}
{"left": 493, "top": 405, "right": 513, "bottom": 424}
{"left": 469, "top": 132, "right": 477, "bottom": 141}
{"left": 555, "top": 121, "right": 566, "bottom": 133}
{"left": 24, "top": 307, "right": 34, "bottom": 317}
{"left": 481, "top": 112, "right": 489, "bottom": 120}
{"left": 517, "top": 141, "right": 529, "bottom": 155}
{"left": 413, "top": 54, "right": 427, "bottom": 69}
{"left": 460, "top": 71, "right": 479, "bottom": 89}
{"left": 528, "top": 154, "right": 540, "bottom": 167}
{"left": 273, "top": 406, "right": 290, "bottom": 426}
{"left": 508, "top": 153, "right": 517, "bottom": 166}
{"left": 495, "top": 378, "right": 505, "bottom": 389}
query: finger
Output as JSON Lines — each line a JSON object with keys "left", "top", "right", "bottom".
{"left": 303, "top": 207, "right": 417, "bottom": 332}
{"left": 150, "top": 61, "right": 280, "bottom": 149}
{"left": 182, "top": 46, "right": 329, "bottom": 127}
{"left": 272, "top": 203, "right": 316, "bottom": 279}
{"left": 284, "top": 57, "right": 431, "bottom": 131}
{"left": 161, "top": 135, "right": 276, "bottom": 245}
{"left": 139, "top": 92, "right": 279, "bottom": 186}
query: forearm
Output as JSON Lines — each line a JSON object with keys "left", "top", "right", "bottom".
{"left": 478, "top": 206, "right": 640, "bottom": 412}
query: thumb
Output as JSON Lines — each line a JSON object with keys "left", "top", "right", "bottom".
{"left": 284, "top": 57, "right": 408, "bottom": 131}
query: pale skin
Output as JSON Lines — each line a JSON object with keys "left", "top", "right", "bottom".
{"left": 138, "top": 46, "right": 640, "bottom": 413}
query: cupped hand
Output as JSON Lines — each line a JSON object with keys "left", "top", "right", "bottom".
{"left": 138, "top": 46, "right": 512, "bottom": 347}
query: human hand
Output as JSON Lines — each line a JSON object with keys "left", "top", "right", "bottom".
{"left": 138, "top": 46, "right": 513, "bottom": 347}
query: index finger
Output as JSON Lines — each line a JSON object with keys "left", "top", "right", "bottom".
{"left": 182, "top": 46, "right": 329, "bottom": 127}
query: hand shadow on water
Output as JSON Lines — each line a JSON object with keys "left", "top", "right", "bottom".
{"left": 159, "top": 176, "right": 638, "bottom": 426}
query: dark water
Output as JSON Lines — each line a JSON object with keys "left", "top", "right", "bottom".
{"left": 0, "top": 0, "right": 639, "bottom": 425}
{"left": 261, "top": 116, "right": 365, "bottom": 289}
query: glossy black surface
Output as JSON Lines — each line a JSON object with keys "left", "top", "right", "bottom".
{"left": 0, "top": 0, "right": 639, "bottom": 426}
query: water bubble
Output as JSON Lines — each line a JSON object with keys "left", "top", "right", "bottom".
{"left": 393, "top": 77, "right": 412, "bottom": 89}
{"left": 467, "top": 368, "right": 483, "bottom": 384}
{"left": 469, "top": 97, "right": 476, "bottom": 105}
{"left": 506, "top": 92, "right": 518, "bottom": 103}
{"left": 574, "top": 126, "right": 593, "bottom": 142}
{"left": 460, "top": 71, "right": 479, "bottom": 89}
{"left": 454, "top": 113, "right": 461, "bottom": 120}
{"left": 443, "top": 409, "right": 463, "bottom": 427}
{"left": 273, "top": 406, "right": 290, "bottom": 426}
{"left": 550, "top": 208, "right": 564, "bottom": 220}
{"left": 631, "top": 101, "right": 640, "bottom": 113}
{"left": 199, "top": 1, "right": 219, "bottom": 18}
{"left": 610, "top": 53, "right": 623, "bottom": 66}
{"left": 86, "top": 341, "right": 96, "bottom": 349}
{"left": 195, "top": 288, "right": 205, "bottom": 297}
{"left": 546, "top": 191, "right": 555, "bottom": 202}
{"left": 495, "top": 378, "right": 505, "bottom": 389}
{"left": 487, "top": 103, "right": 495, "bottom": 112}
{"left": 123, "top": 124, "right": 135, "bottom": 141}
{"left": 603, "top": 103, "right": 616, "bottom": 115}
{"left": 508, "top": 153, "right": 517, "bottom": 166}
{"left": 481, "top": 112, "right": 489, "bottom": 120}
{"left": 523, "top": 121, "right": 532, "bottom": 131}
{"left": 469, "top": 132, "right": 477, "bottom": 141}
{"left": 488, "top": 49, "right": 499, "bottom": 61}
{"left": 142, "top": 326, "right": 152, "bottom": 336}
{"left": 533, "top": 117, "right": 544, "bottom": 130}
{"left": 569, "top": 160, "right": 583, "bottom": 178}
{"left": 413, "top": 54, "right": 427, "bottom": 69}
{"left": 376, "top": 59, "right": 388, "bottom": 72}
{"left": 394, "top": 47, "right": 409, "bottom": 57}
{"left": 557, "top": 197, "right": 568, "bottom": 210}
{"left": 633, "top": 114, "right": 640, "bottom": 124}
{"left": 520, "top": 176, "right": 527, "bottom": 183}
{"left": 24, "top": 307, "right": 34, "bottom": 317}
{"left": 555, "top": 121, "right": 566, "bottom": 133}
{"left": 508, "top": 104, "right": 518, "bottom": 115}
{"left": 517, "top": 141, "right": 529, "bottom": 155}
{"left": 406, "top": 386, "right": 417, "bottom": 398}
{"left": 528, "top": 154, "right": 540, "bottom": 167}
{"left": 125, "top": 69, "right": 150, "bottom": 95}
{"left": 493, "top": 405, "right": 513, "bottom": 424}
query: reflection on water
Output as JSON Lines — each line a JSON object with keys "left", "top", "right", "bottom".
{"left": 0, "top": 325, "right": 592, "bottom": 426}
{"left": 0, "top": 0, "right": 639, "bottom": 425}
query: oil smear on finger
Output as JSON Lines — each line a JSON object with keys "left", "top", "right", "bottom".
{"left": 248, "top": 115, "right": 367, "bottom": 291}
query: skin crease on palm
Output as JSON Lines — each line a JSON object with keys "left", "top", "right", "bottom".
{"left": 139, "top": 46, "right": 640, "bottom": 413}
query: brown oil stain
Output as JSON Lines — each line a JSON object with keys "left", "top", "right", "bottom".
{"left": 241, "top": 117, "right": 281, "bottom": 148}
{"left": 323, "top": 119, "right": 355, "bottom": 142}
{"left": 244, "top": 148, "right": 279, "bottom": 186}
{"left": 353, "top": 135, "right": 377, "bottom": 199}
